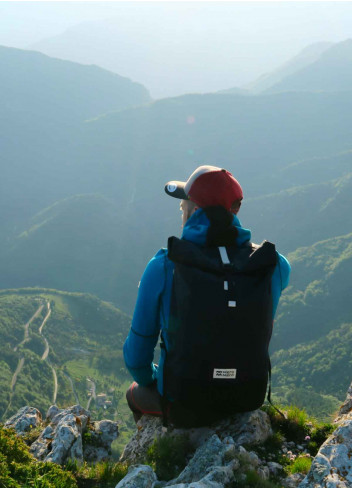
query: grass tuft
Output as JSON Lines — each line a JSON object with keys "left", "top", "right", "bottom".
{"left": 71, "top": 460, "right": 128, "bottom": 488}
{"left": 146, "top": 433, "right": 190, "bottom": 481}
{"left": 286, "top": 455, "right": 312, "bottom": 475}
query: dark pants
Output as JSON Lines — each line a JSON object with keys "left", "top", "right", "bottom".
{"left": 126, "top": 381, "right": 163, "bottom": 423}
{"left": 126, "top": 381, "right": 230, "bottom": 427}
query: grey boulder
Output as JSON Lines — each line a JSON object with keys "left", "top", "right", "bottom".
{"left": 116, "top": 465, "right": 157, "bottom": 488}
{"left": 4, "top": 406, "right": 42, "bottom": 435}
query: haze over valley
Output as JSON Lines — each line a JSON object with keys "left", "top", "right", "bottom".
{"left": 0, "top": 2, "right": 351, "bottom": 428}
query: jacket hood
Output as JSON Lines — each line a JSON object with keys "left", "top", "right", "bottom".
{"left": 181, "top": 208, "right": 251, "bottom": 247}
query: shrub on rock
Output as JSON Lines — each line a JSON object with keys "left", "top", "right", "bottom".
{"left": 0, "top": 424, "right": 77, "bottom": 488}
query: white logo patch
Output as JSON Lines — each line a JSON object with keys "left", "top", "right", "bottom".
{"left": 213, "top": 369, "right": 237, "bottom": 379}
{"left": 167, "top": 183, "right": 178, "bottom": 193}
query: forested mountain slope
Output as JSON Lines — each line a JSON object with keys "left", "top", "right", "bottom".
{"left": 271, "top": 232, "right": 352, "bottom": 419}
{"left": 274, "top": 232, "right": 352, "bottom": 351}
{"left": 1, "top": 169, "right": 351, "bottom": 312}
{"left": 242, "top": 171, "right": 352, "bottom": 253}
{"left": 0, "top": 45, "right": 151, "bottom": 232}
{"left": 0, "top": 289, "right": 132, "bottom": 443}
{"left": 0, "top": 45, "right": 150, "bottom": 124}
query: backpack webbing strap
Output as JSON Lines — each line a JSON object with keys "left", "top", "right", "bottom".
{"left": 159, "top": 336, "right": 169, "bottom": 428}
{"left": 267, "top": 358, "right": 286, "bottom": 419}
{"left": 218, "top": 246, "right": 231, "bottom": 265}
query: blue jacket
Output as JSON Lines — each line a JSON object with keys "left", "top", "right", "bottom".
{"left": 123, "top": 209, "right": 291, "bottom": 397}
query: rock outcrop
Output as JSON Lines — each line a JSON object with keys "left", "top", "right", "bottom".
{"left": 5, "top": 404, "right": 119, "bottom": 466}
{"left": 116, "top": 465, "right": 158, "bottom": 488}
{"left": 4, "top": 406, "right": 42, "bottom": 435}
{"left": 120, "top": 409, "right": 272, "bottom": 465}
{"left": 84, "top": 419, "right": 119, "bottom": 463}
{"left": 30, "top": 405, "right": 89, "bottom": 464}
{"left": 299, "top": 382, "right": 352, "bottom": 488}
{"left": 5, "top": 384, "right": 352, "bottom": 489}
{"left": 118, "top": 424, "right": 280, "bottom": 488}
{"left": 118, "top": 409, "right": 275, "bottom": 488}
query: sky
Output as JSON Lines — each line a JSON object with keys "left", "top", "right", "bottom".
{"left": 1, "top": 1, "right": 352, "bottom": 48}
{"left": 1, "top": 1, "right": 352, "bottom": 97}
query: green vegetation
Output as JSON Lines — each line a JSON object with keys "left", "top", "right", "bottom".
{"left": 0, "top": 424, "right": 129, "bottom": 488}
{"left": 241, "top": 470, "right": 280, "bottom": 488}
{"left": 262, "top": 404, "right": 334, "bottom": 455}
{"left": 269, "top": 230, "right": 352, "bottom": 420}
{"left": 0, "top": 289, "right": 135, "bottom": 452}
{"left": 285, "top": 455, "right": 312, "bottom": 475}
{"left": 21, "top": 425, "right": 43, "bottom": 447}
{"left": 0, "top": 424, "right": 77, "bottom": 488}
{"left": 65, "top": 460, "right": 128, "bottom": 488}
{"left": 146, "top": 434, "right": 190, "bottom": 481}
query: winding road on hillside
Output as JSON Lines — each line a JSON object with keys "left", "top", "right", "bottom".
{"left": 51, "top": 365, "right": 58, "bottom": 405}
{"left": 38, "top": 303, "right": 51, "bottom": 336}
{"left": 13, "top": 305, "right": 44, "bottom": 352}
{"left": 3, "top": 303, "right": 44, "bottom": 420}
{"left": 86, "top": 378, "right": 96, "bottom": 410}
{"left": 11, "top": 358, "right": 25, "bottom": 390}
{"left": 37, "top": 302, "right": 57, "bottom": 403}
{"left": 38, "top": 302, "right": 52, "bottom": 359}
{"left": 42, "top": 337, "right": 50, "bottom": 361}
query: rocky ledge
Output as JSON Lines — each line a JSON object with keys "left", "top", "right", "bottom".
{"left": 4, "top": 404, "right": 119, "bottom": 466}
{"left": 3, "top": 381, "right": 352, "bottom": 488}
{"left": 117, "top": 382, "right": 352, "bottom": 488}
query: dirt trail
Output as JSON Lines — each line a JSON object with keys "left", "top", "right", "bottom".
{"left": 86, "top": 379, "right": 96, "bottom": 410}
{"left": 14, "top": 304, "right": 44, "bottom": 352}
{"left": 3, "top": 304, "right": 45, "bottom": 420}
{"left": 3, "top": 358, "right": 25, "bottom": 420}
{"left": 38, "top": 302, "right": 57, "bottom": 403}
{"left": 38, "top": 302, "right": 51, "bottom": 362}
{"left": 42, "top": 338, "right": 50, "bottom": 360}
{"left": 51, "top": 365, "right": 58, "bottom": 404}
{"left": 11, "top": 357, "right": 25, "bottom": 390}
{"left": 38, "top": 302, "right": 51, "bottom": 335}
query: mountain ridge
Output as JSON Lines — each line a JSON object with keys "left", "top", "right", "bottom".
{"left": 265, "top": 38, "right": 352, "bottom": 93}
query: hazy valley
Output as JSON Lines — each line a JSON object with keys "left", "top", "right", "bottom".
{"left": 0, "top": 38, "right": 351, "bottom": 428}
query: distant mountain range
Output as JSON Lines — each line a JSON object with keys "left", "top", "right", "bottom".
{"left": 0, "top": 45, "right": 150, "bottom": 232}
{"left": 27, "top": 5, "right": 340, "bottom": 99}
{"left": 0, "top": 42, "right": 351, "bottom": 420}
{"left": 223, "top": 39, "right": 352, "bottom": 95}
{"left": 222, "top": 41, "right": 333, "bottom": 94}
{"left": 0, "top": 45, "right": 150, "bottom": 123}
{"left": 265, "top": 39, "right": 352, "bottom": 93}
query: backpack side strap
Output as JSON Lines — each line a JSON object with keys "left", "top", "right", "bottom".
{"left": 267, "top": 358, "right": 286, "bottom": 419}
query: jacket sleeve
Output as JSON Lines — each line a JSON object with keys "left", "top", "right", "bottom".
{"left": 277, "top": 252, "right": 291, "bottom": 291}
{"left": 271, "top": 252, "right": 291, "bottom": 318}
{"left": 123, "top": 250, "right": 166, "bottom": 386}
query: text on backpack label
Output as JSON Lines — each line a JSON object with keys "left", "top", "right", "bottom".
{"left": 213, "top": 368, "right": 237, "bottom": 379}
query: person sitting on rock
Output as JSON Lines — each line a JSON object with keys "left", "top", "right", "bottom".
{"left": 123, "top": 165, "right": 291, "bottom": 427}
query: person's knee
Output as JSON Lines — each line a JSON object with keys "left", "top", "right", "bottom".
{"left": 126, "top": 382, "right": 137, "bottom": 410}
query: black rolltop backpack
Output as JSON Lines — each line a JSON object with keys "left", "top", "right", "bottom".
{"left": 163, "top": 236, "right": 277, "bottom": 427}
